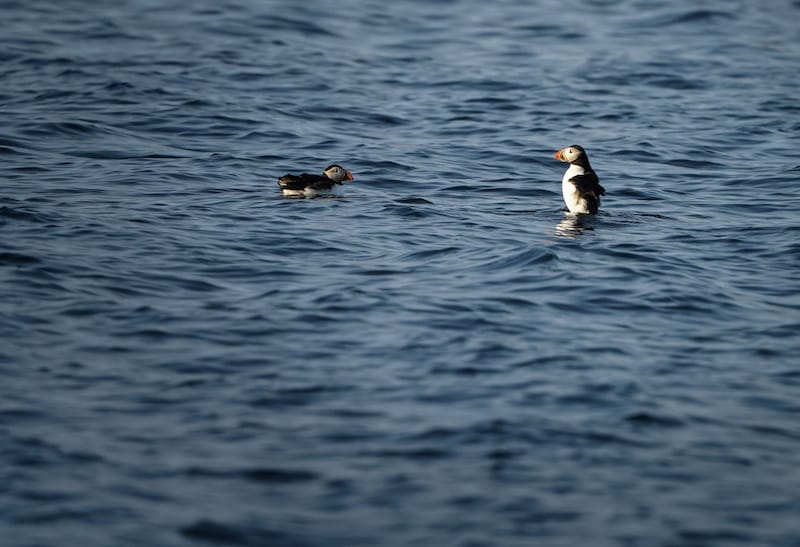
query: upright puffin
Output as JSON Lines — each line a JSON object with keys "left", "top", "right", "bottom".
{"left": 553, "top": 145, "right": 605, "bottom": 214}
{"left": 277, "top": 164, "right": 354, "bottom": 197}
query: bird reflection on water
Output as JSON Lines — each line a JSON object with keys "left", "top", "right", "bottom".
{"left": 554, "top": 213, "right": 597, "bottom": 238}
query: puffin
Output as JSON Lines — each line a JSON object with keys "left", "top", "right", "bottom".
{"left": 553, "top": 145, "right": 605, "bottom": 214}
{"left": 277, "top": 164, "right": 354, "bottom": 197}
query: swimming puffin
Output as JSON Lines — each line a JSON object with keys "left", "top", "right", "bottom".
{"left": 277, "top": 164, "right": 354, "bottom": 197}
{"left": 554, "top": 145, "right": 605, "bottom": 214}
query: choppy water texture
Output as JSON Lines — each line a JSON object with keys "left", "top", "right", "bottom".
{"left": 2, "top": 0, "right": 800, "bottom": 545}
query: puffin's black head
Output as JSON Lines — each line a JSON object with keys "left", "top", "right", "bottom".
{"left": 323, "top": 164, "right": 355, "bottom": 183}
{"left": 554, "top": 145, "right": 588, "bottom": 164}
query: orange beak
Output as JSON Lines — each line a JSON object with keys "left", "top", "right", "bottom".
{"left": 345, "top": 171, "right": 354, "bottom": 181}
{"left": 554, "top": 149, "right": 565, "bottom": 161}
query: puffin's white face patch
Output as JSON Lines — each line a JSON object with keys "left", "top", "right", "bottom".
{"left": 563, "top": 147, "right": 582, "bottom": 162}
{"left": 324, "top": 165, "right": 349, "bottom": 182}
{"left": 324, "top": 165, "right": 342, "bottom": 180}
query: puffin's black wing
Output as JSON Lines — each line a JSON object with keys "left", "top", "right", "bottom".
{"left": 277, "top": 173, "right": 334, "bottom": 191}
{"left": 569, "top": 171, "right": 605, "bottom": 214}
{"left": 569, "top": 172, "right": 604, "bottom": 197}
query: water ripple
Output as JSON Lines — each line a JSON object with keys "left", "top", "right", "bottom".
{"left": 2, "top": 0, "right": 800, "bottom": 546}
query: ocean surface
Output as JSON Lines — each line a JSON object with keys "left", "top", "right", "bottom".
{"left": 2, "top": 0, "right": 800, "bottom": 545}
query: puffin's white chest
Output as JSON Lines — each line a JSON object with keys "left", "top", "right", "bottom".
{"left": 561, "top": 164, "right": 591, "bottom": 214}
{"left": 281, "top": 185, "right": 343, "bottom": 198}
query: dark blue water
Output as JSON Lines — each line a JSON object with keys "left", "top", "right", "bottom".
{"left": 2, "top": 1, "right": 800, "bottom": 545}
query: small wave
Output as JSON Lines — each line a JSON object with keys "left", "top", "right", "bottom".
{"left": 22, "top": 121, "right": 96, "bottom": 137}
{"left": 382, "top": 202, "right": 437, "bottom": 219}
{"left": 479, "top": 247, "right": 557, "bottom": 271}
{"left": 0, "top": 145, "right": 22, "bottom": 156}
{"left": 404, "top": 245, "right": 460, "bottom": 260}
{"left": 262, "top": 15, "right": 338, "bottom": 37}
{"left": 625, "top": 411, "right": 685, "bottom": 428}
{"left": 649, "top": 9, "right": 737, "bottom": 26}
{"left": 181, "top": 519, "right": 316, "bottom": 547}
{"left": 663, "top": 158, "right": 725, "bottom": 169}
{"left": 361, "top": 160, "right": 417, "bottom": 172}
{"left": 369, "top": 447, "right": 452, "bottom": 460}
{"left": 0, "top": 206, "right": 49, "bottom": 223}
{"left": 181, "top": 520, "right": 248, "bottom": 545}
{"left": 394, "top": 197, "right": 434, "bottom": 205}
{"left": 187, "top": 466, "right": 320, "bottom": 484}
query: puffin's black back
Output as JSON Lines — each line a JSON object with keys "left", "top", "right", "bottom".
{"left": 278, "top": 172, "right": 336, "bottom": 191}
